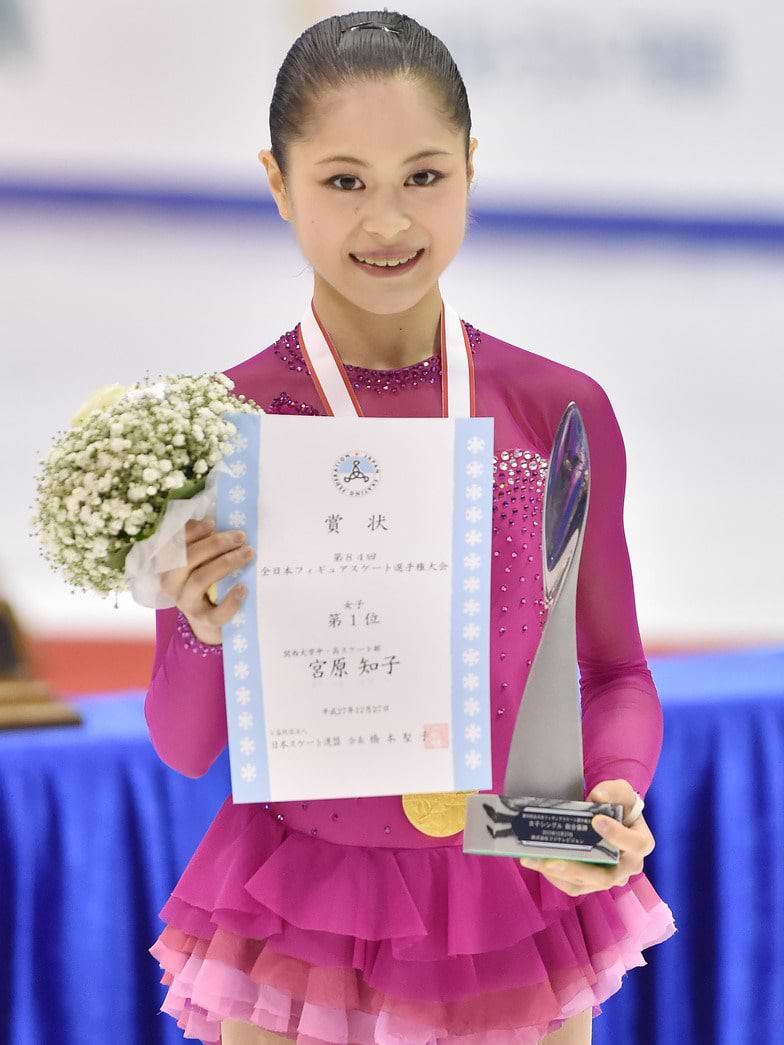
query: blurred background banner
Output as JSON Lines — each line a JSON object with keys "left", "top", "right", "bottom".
{"left": 1, "top": 0, "right": 783, "bottom": 215}
{"left": 0, "top": 0, "right": 782, "bottom": 672}
{"left": 1, "top": 0, "right": 784, "bottom": 216}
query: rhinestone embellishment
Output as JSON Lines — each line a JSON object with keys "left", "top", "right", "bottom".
{"left": 273, "top": 322, "right": 482, "bottom": 394}
{"left": 491, "top": 449, "right": 550, "bottom": 637}
{"left": 175, "top": 609, "right": 223, "bottom": 656}
{"left": 267, "top": 391, "right": 321, "bottom": 416}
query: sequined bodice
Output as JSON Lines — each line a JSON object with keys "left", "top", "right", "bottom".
{"left": 269, "top": 320, "right": 482, "bottom": 405}
{"left": 145, "top": 318, "right": 663, "bottom": 852}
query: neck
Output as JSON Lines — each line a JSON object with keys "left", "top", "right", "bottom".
{"left": 311, "top": 275, "right": 442, "bottom": 370}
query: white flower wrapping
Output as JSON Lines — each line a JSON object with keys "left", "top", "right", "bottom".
{"left": 31, "top": 372, "right": 263, "bottom": 604}
{"left": 123, "top": 456, "right": 235, "bottom": 608}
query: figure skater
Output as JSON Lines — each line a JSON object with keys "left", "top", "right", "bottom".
{"left": 146, "top": 10, "right": 677, "bottom": 1044}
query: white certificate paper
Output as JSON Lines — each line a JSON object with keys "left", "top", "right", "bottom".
{"left": 215, "top": 412, "right": 495, "bottom": 804}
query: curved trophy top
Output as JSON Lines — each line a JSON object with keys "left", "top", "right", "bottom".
{"left": 542, "top": 402, "right": 591, "bottom": 608}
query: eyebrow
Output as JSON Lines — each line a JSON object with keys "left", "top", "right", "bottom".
{"left": 315, "top": 149, "right": 453, "bottom": 167}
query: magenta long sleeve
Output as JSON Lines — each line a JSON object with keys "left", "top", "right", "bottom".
{"left": 144, "top": 607, "right": 228, "bottom": 778}
{"left": 562, "top": 378, "right": 663, "bottom": 800}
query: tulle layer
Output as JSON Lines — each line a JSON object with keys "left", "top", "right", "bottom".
{"left": 149, "top": 805, "right": 677, "bottom": 1043}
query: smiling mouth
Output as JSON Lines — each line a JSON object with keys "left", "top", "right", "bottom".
{"left": 349, "top": 249, "right": 425, "bottom": 275}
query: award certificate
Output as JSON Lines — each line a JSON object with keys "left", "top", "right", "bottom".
{"left": 214, "top": 411, "right": 494, "bottom": 804}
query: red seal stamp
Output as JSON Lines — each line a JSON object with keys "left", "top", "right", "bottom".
{"left": 424, "top": 723, "right": 449, "bottom": 749}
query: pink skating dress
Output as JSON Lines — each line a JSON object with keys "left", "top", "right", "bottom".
{"left": 146, "top": 319, "right": 677, "bottom": 1044}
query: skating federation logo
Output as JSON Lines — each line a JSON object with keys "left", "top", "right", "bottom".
{"left": 332, "top": 451, "right": 380, "bottom": 496}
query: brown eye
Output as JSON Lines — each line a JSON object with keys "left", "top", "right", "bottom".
{"left": 408, "top": 170, "right": 442, "bottom": 187}
{"left": 328, "top": 175, "right": 362, "bottom": 191}
{"left": 325, "top": 170, "right": 445, "bottom": 191}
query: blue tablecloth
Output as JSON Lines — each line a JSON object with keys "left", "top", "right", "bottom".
{"left": 1, "top": 645, "right": 783, "bottom": 1045}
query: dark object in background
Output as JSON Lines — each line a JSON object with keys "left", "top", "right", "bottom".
{"left": 0, "top": 598, "right": 82, "bottom": 730}
{"left": 0, "top": 596, "right": 28, "bottom": 676}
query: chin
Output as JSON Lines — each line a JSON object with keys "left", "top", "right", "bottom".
{"left": 323, "top": 278, "right": 432, "bottom": 317}
{"left": 314, "top": 253, "right": 445, "bottom": 314}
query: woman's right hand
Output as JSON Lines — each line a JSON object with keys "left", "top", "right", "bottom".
{"left": 160, "top": 518, "right": 255, "bottom": 645}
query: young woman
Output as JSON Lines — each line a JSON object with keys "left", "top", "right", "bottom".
{"left": 145, "top": 11, "right": 677, "bottom": 1044}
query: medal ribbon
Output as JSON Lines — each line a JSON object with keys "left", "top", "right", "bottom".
{"left": 295, "top": 295, "right": 478, "bottom": 836}
{"left": 296, "top": 296, "right": 476, "bottom": 418}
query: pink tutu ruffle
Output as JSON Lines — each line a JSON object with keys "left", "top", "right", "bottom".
{"left": 149, "top": 803, "right": 677, "bottom": 1044}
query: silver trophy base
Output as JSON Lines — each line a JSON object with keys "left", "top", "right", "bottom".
{"left": 462, "top": 793, "right": 624, "bottom": 864}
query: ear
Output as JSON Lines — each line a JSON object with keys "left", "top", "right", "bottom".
{"left": 467, "top": 137, "right": 478, "bottom": 185}
{"left": 258, "top": 148, "right": 291, "bottom": 222}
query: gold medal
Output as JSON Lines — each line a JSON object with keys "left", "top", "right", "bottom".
{"left": 401, "top": 790, "right": 479, "bottom": 837}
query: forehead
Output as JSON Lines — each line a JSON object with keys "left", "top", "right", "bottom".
{"left": 296, "top": 77, "right": 458, "bottom": 161}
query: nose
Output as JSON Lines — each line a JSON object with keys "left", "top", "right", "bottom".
{"left": 360, "top": 188, "right": 412, "bottom": 240}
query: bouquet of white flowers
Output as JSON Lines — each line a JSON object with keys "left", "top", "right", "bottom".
{"left": 31, "top": 373, "right": 263, "bottom": 607}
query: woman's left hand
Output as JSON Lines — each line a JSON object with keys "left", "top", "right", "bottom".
{"left": 518, "top": 778, "right": 655, "bottom": 896}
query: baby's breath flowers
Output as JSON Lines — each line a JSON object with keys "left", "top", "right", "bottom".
{"left": 31, "top": 373, "right": 262, "bottom": 599}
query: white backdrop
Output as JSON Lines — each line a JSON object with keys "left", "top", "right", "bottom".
{"left": 1, "top": 0, "right": 783, "bottom": 212}
{"left": 0, "top": 1, "right": 782, "bottom": 646}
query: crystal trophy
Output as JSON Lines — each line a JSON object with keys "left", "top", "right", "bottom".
{"left": 462, "top": 402, "right": 625, "bottom": 865}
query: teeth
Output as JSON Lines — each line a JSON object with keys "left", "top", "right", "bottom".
{"left": 354, "top": 250, "right": 420, "bottom": 267}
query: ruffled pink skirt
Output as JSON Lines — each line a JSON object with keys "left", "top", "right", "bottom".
{"left": 149, "top": 802, "right": 677, "bottom": 1044}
